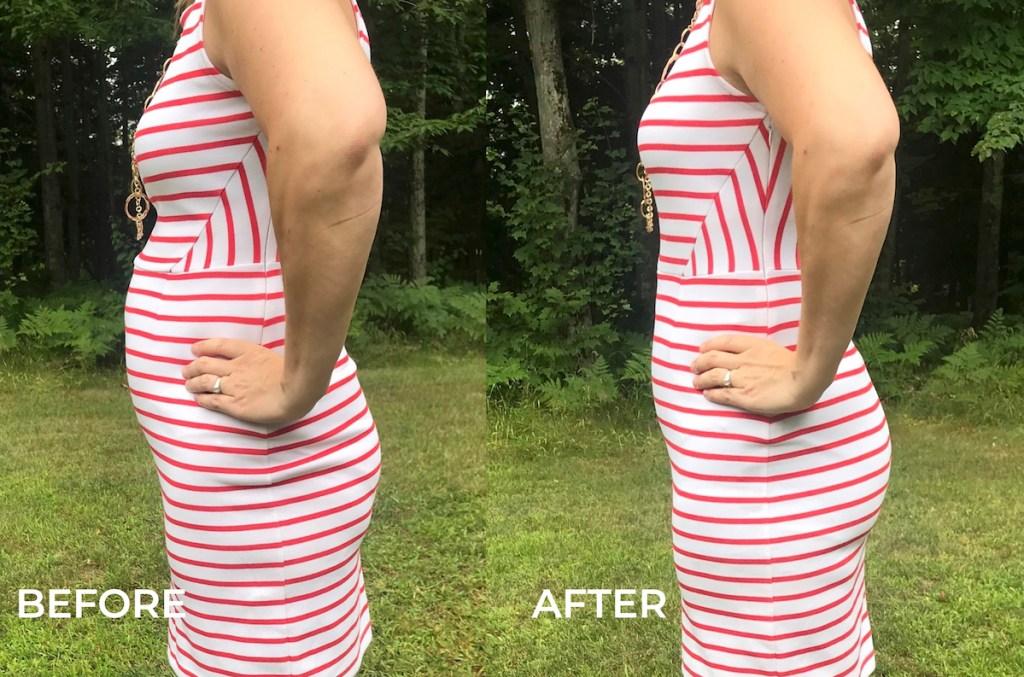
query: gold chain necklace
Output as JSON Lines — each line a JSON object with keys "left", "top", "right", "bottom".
{"left": 125, "top": 55, "right": 173, "bottom": 241}
{"left": 637, "top": 0, "right": 706, "bottom": 233}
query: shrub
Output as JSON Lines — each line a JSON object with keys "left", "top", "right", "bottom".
{"left": 13, "top": 285, "right": 125, "bottom": 367}
{"left": 855, "top": 311, "right": 958, "bottom": 402}
{"left": 487, "top": 99, "right": 644, "bottom": 408}
{"left": 908, "top": 309, "right": 1024, "bottom": 424}
{"left": 350, "top": 274, "right": 484, "bottom": 347}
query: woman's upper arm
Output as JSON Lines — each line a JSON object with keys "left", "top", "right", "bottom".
{"left": 203, "top": 0, "right": 386, "bottom": 155}
{"left": 714, "top": 0, "right": 899, "bottom": 156}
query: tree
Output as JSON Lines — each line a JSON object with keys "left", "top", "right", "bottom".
{"left": 889, "top": 0, "right": 1024, "bottom": 325}
{"left": 369, "top": 0, "right": 486, "bottom": 282}
{"left": 521, "top": 0, "right": 582, "bottom": 233}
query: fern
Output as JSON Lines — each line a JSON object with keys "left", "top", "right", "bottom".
{"left": 980, "top": 308, "right": 1009, "bottom": 340}
{"left": 0, "top": 316, "right": 15, "bottom": 353}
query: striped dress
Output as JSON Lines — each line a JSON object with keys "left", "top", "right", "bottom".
{"left": 636, "top": 1, "right": 891, "bottom": 675}
{"left": 124, "top": 2, "right": 380, "bottom": 675}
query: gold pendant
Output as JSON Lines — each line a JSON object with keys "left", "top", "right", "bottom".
{"left": 124, "top": 177, "right": 150, "bottom": 242}
{"left": 636, "top": 162, "right": 655, "bottom": 233}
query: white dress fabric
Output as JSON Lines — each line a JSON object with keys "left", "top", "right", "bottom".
{"left": 124, "top": 2, "right": 380, "bottom": 675}
{"left": 637, "top": 1, "right": 892, "bottom": 674}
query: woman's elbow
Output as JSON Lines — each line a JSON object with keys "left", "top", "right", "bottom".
{"left": 855, "top": 101, "right": 900, "bottom": 174}
{"left": 315, "top": 96, "right": 387, "bottom": 178}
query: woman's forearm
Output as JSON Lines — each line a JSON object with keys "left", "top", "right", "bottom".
{"left": 266, "top": 131, "right": 384, "bottom": 412}
{"left": 790, "top": 131, "right": 897, "bottom": 391}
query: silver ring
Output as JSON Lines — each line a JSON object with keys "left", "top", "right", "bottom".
{"left": 211, "top": 376, "right": 222, "bottom": 395}
{"left": 722, "top": 369, "right": 732, "bottom": 388}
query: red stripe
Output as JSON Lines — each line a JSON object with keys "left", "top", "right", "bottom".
{"left": 176, "top": 551, "right": 359, "bottom": 607}
{"left": 741, "top": 146, "right": 766, "bottom": 210}
{"left": 127, "top": 286, "right": 283, "bottom": 302}
{"left": 145, "top": 90, "right": 244, "bottom": 114}
{"left": 132, "top": 266, "right": 281, "bottom": 280}
{"left": 681, "top": 571, "right": 866, "bottom": 640}
{"left": 729, "top": 173, "right": 760, "bottom": 270}
{"left": 675, "top": 482, "right": 887, "bottom": 527}
{"left": 655, "top": 293, "right": 800, "bottom": 310}
{"left": 775, "top": 190, "right": 794, "bottom": 269}
{"left": 165, "top": 464, "right": 379, "bottom": 520}
{"left": 146, "top": 424, "right": 378, "bottom": 477}
{"left": 238, "top": 163, "right": 261, "bottom": 263}
{"left": 135, "top": 111, "right": 254, "bottom": 139}
{"left": 714, "top": 195, "right": 735, "bottom": 272}
{"left": 640, "top": 117, "right": 764, "bottom": 129}
{"left": 224, "top": 188, "right": 236, "bottom": 265}
{"left": 656, "top": 271, "right": 802, "bottom": 285}
{"left": 668, "top": 433, "right": 890, "bottom": 486}
{"left": 164, "top": 504, "right": 374, "bottom": 556}
{"left": 136, "top": 135, "right": 258, "bottom": 163}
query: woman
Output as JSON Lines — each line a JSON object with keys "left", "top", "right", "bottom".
{"left": 124, "top": 0, "right": 385, "bottom": 674}
{"left": 636, "top": 0, "right": 898, "bottom": 674}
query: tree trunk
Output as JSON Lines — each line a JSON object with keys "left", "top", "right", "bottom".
{"left": 874, "top": 15, "right": 913, "bottom": 292}
{"left": 522, "top": 0, "right": 582, "bottom": 232}
{"left": 60, "top": 37, "right": 81, "bottom": 281}
{"left": 409, "top": 32, "right": 428, "bottom": 283}
{"left": 33, "top": 37, "right": 66, "bottom": 287}
{"left": 622, "top": 0, "right": 648, "bottom": 134}
{"left": 91, "top": 44, "right": 116, "bottom": 279}
{"left": 972, "top": 150, "right": 1005, "bottom": 327}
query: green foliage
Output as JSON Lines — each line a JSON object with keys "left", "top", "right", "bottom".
{"left": 381, "top": 103, "right": 485, "bottom": 155}
{"left": 908, "top": 309, "right": 1024, "bottom": 423}
{"left": 535, "top": 355, "right": 618, "bottom": 413}
{"left": 351, "top": 274, "right": 484, "bottom": 347}
{"left": 0, "top": 319, "right": 15, "bottom": 352}
{"left": 487, "top": 100, "right": 645, "bottom": 408}
{"left": 890, "top": 0, "right": 1024, "bottom": 156}
{"left": 10, "top": 284, "right": 125, "bottom": 367}
{"left": 0, "top": 127, "right": 39, "bottom": 289}
{"left": 110, "top": 218, "right": 143, "bottom": 287}
{"left": 856, "top": 311, "right": 958, "bottom": 402}
{"left": 370, "top": 0, "right": 485, "bottom": 155}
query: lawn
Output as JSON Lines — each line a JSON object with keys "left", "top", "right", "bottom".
{"left": 486, "top": 403, "right": 1024, "bottom": 676}
{"left": 0, "top": 345, "right": 484, "bottom": 676}
{"left": 4, "top": 346, "right": 1023, "bottom": 676}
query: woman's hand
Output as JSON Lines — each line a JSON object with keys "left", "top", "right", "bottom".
{"left": 689, "top": 333, "right": 834, "bottom": 416}
{"left": 182, "top": 338, "right": 322, "bottom": 427}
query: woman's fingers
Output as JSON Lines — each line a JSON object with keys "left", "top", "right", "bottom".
{"left": 692, "top": 366, "right": 739, "bottom": 391}
{"left": 690, "top": 349, "right": 742, "bottom": 375}
{"left": 182, "top": 355, "right": 233, "bottom": 380}
{"left": 699, "top": 333, "right": 755, "bottom": 354}
{"left": 702, "top": 384, "right": 742, "bottom": 407}
{"left": 193, "top": 392, "right": 234, "bottom": 414}
{"left": 191, "top": 337, "right": 252, "bottom": 359}
{"left": 185, "top": 372, "right": 230, "bottom": 395}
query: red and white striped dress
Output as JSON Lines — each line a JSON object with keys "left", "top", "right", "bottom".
{"left": 124, "top": 2, "right": 380, "bottom": 675}
{"left": 637, "top": 1, "right": 891, "bottom": 675}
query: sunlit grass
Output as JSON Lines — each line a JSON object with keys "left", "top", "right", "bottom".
{"left": 485, "top": 403, "right": 1024, "bottom": 676}
{"left": 0, "top": 346, "right": 484, "bottom": 676}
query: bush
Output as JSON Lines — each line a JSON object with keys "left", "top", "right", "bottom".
{"left": 855, "top": 311, "right": 958, "bottom": 402}
{"left": 907, "top": 309, "right": 1024, "bottom": 424}
{"left": 349, "top": 274, "right": 484, "bottom": 347}
{"left": 487, "top": 99, "right": 646, "bottom": 409}
{"left": 0, "top": 127, "right": 38, "bottom": 290}
{"left": 6, "top": 284, "right": 126, "bottom": 368}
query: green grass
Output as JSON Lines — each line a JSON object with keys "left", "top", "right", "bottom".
{"left": 5, "top": 344, "right": 1023, "bottom": 676}
{"left": 0, "top": 345, "right": 484, "bottom": 676}
{"left": 486, "top": 403, "right": 1024, "bottom": 676}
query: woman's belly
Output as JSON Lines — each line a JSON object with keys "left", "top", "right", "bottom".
{"left": 651, "top": 268, "right": 893, "bottom": 502}
{"left": 124, "top": 260, "right": 379, "bottom": 487}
